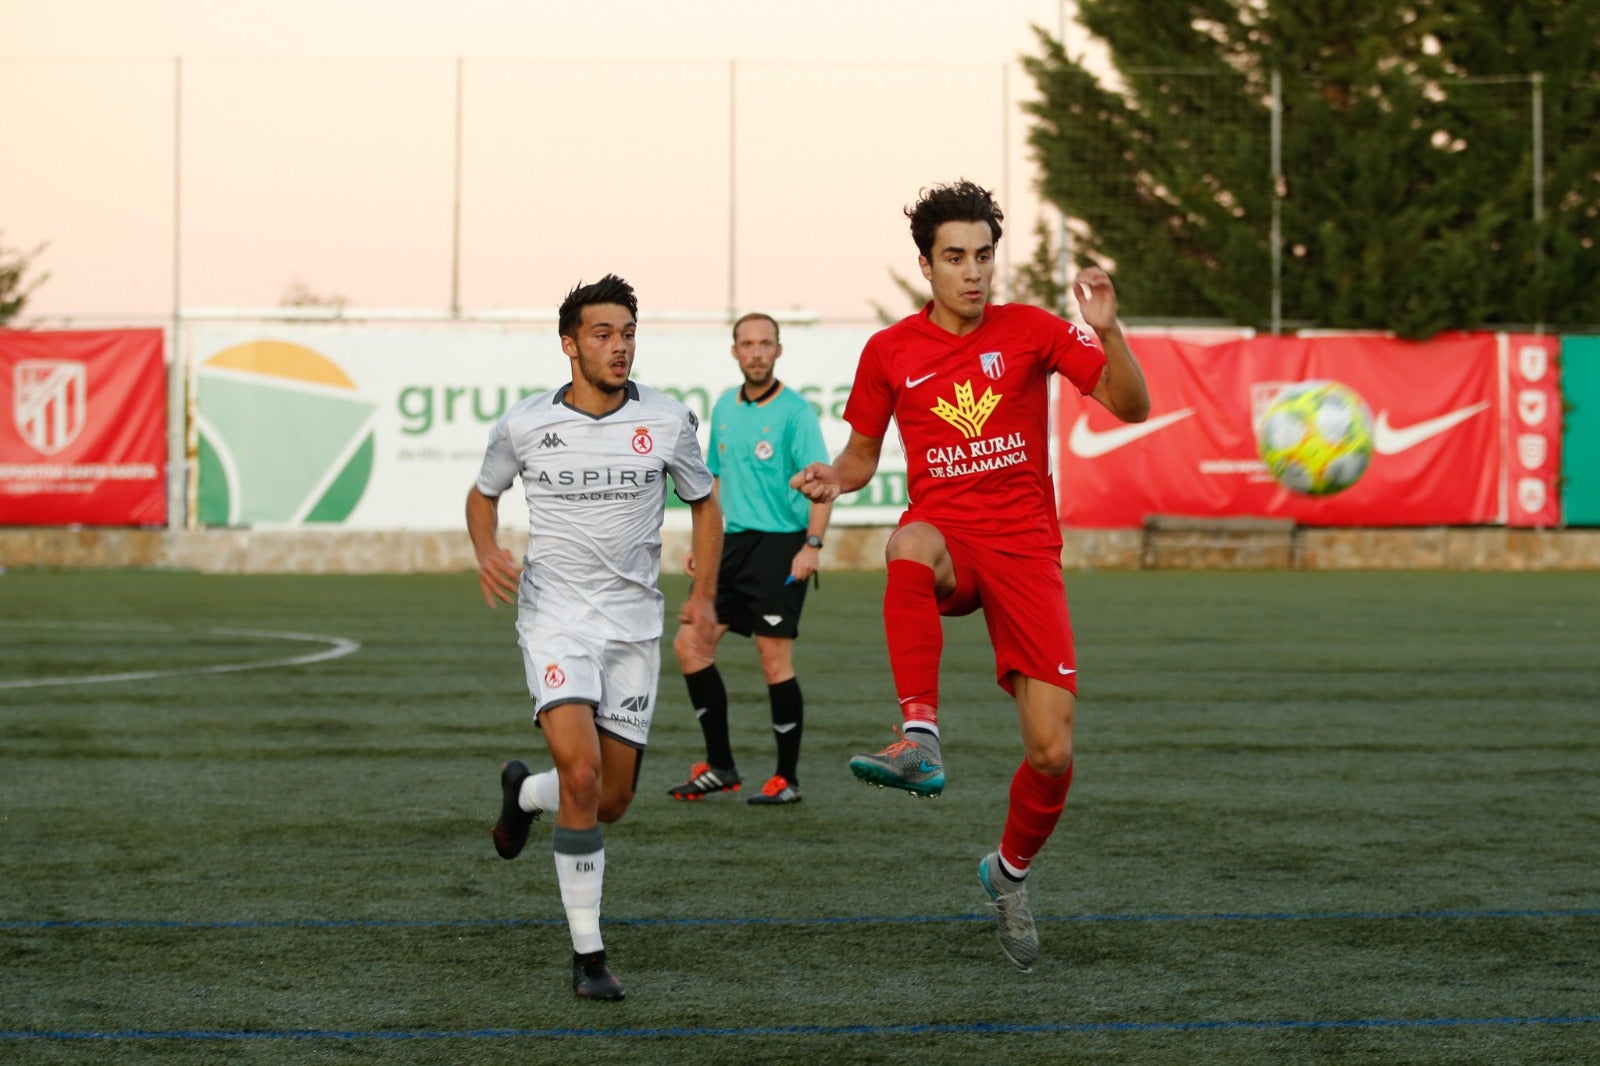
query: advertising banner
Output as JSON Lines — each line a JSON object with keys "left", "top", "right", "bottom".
{"left": 1500, "top": 334, "right": 1562, "bottom": 527}
{"left": 0, "top": 329, "right": 166, "bottom": 526}
{"left": 186, "top": 323, "right": 895, "bottom": 530}
{"left": 1054, "top": 333, "right": 1506, "bottom": 528}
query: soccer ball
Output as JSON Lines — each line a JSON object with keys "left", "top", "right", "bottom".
{"left": 1255, "top": 380, "right": 1374, "bottom": 496}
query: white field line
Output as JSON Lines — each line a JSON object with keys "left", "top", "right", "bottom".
{"left": 0, "top": 623, "right": 361, "bottom": 690}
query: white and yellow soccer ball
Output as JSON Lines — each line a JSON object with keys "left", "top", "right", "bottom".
{"left": 1256, "top": 380, "right": 1375, "bottom": 496}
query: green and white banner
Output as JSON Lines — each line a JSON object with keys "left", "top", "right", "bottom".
{"left": 186, "top": 322, "right": 905, "bottom": 530}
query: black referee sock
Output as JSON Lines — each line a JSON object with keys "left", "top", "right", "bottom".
{"left": 684, "top": 666, "right": 735, "bottom": 771}
{"left": 768, "top": 677, "right": 804, "bottom": 785}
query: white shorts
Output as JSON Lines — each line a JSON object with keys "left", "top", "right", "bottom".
{"left": 515, "top": 619, "right": 659, "bottom": 749}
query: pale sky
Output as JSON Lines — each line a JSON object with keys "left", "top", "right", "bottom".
{"left": 1, "top": 0, "right": 1100, "bottom": 324}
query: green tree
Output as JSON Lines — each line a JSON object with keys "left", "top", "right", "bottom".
{"left": 1023, "top": 1, "right": 1600, "bottom": 338}
{"left": 0, "top": 233, "right": 49, "bottom": 325}
{"left": 1011, "top": 217, "right": 1070, "bottom": 316}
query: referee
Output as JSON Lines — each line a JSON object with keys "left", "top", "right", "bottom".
{"left": 669, "top": 312, "right": 833, "bottom": 806}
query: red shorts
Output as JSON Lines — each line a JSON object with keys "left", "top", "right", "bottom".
{"left": 933, "top": 527, "right": 1077, "bottom": 697}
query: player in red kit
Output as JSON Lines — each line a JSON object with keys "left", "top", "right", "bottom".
{"left": 791, "top": 180, "right": 1150, "bottom": 971}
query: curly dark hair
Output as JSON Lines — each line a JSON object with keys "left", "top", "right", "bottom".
{"left": 905, "top": 180, "right": 1004, "bottom": 259}
{"left": 558, "top": 274, "right": 638, "bottom": 339}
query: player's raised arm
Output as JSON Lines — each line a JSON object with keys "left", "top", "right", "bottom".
{"left": 790, "top": 430, "right": 884, "bottom": 503}
{"left": 1076, "top": 267, "right": 1150, "bottom": 424}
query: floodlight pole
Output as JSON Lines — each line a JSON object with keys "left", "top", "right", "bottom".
{"left": 450, "top": 57, "right": 464, "bottom": 318}
{"left": 1270, "top": 67, "right": 1283, "bottom": 336}
{"left": 728, "top": 59, "right": 738, "bottom": 321}
{"left": 1058, "top": 2, "right": 1070, "bottom": 313}
{"left": 170, "top": 55, "right": 186, "bottom": 531}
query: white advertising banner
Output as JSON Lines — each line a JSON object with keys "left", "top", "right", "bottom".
{"left": 186, "top": 322, "right": 905, "bottom": 530}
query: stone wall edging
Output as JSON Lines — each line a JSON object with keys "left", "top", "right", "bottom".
{"left": 3, "top": 526, "right": 1600, "bottom": 573}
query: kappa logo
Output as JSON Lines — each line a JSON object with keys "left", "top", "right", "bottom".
{"left": 536, "top": 432, "right": 567, "bottom": 449}
{"left": 14, "top": 360, "right": 86, "bottom": 456}
{"left": 931, "top": 380, "right": 1002, "bottom": 439}
{"left": 1372, "top": 403, "right": 1489, "bottom": 455}
{"left": 1067, "top": 408, "right": 1195, "bottom": 458}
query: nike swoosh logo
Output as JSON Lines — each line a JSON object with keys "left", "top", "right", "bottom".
{"left": 1057, "top": 664, "right": 1076, "bottom": 676}
{"left": 905, "top": 372, "right": 937, "bottom": 388}
{"left": 1373, "top": 403, "right": 1489, "bottom": 455}
{"left": 916, "top": 761, "right": 940, "bottom": 773}
{"left": 1068, "top": 408, "right": 1195, "bottom": 458}
{"left": 773, "top": 722, "right": 798, "bottom": 734}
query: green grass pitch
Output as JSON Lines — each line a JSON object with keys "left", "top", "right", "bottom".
{"left": 1, "top": 567, "right": 1597, "bottom": 1064}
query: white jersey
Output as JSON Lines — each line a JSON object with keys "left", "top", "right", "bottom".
{"left": 476, "top": 381, "right": 714, "bottom": 641}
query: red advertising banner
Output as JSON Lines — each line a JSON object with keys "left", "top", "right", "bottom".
{"left": 1500, "top": 334, "right": 1562, "bottom": 527}
{"left": 1055, "top": 332, "right": 1507, "bottom": 528}
{"left": 0, "top": 329, "right": 167, "bottom": 526}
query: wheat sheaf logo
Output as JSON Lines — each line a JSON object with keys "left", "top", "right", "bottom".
{"left": 931, "top": 380, "right": 1002, "bottom": 439}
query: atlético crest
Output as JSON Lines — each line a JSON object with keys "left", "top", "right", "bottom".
{"left": 979, "top": 351, "right": 1005, "bottom": 381}
{"left": 15, "top": 360, "right": 87, "bottom": 456}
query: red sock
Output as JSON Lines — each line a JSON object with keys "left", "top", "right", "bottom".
{"left": 883, "top": 559, "right": 942, "bottom": 724}
{"left": 999, "top": 758, "right": 1073, "bottom": 874}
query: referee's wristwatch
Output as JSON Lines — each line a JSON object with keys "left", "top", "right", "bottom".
{"left": 804, "top": 535, "right": 823, "bottom": 549}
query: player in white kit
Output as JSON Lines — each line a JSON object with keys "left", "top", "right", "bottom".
{"left": 468, "top": 274, "right": 722, "bottom": 1001}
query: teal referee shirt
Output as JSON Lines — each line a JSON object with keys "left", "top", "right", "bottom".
{"left": 709, "top": 382, "right": 829, "bottom": 534}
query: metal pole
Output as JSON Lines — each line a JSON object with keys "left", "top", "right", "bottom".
{"left": 1270, "top": 66, "right": 1283, "bottom": 335}
{"left": 1001, "top": 62, "right": 1011, "bottom": 302}
{"left": 169, "top": 55, "right": 186, "bottom": 530}
{"left": 450, "top": 57, "right": 464, "bottom": 317}
{"left": 728, "top": 59, "right": 737, "bottom": 320}
{"left": 1531, "top": 71, "right": 1544, "bottom": 330}
{"left": 1057, "top": 2, "right": 1070, "bottom": 312}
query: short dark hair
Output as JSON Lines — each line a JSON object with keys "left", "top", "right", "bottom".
{"left": 905, "top": 180, "right": 1005, "bottom": 259}
{"left": 558, "top": 274, "right": 638, "bottom": 339}
{"left": 731, "top": 311, "right": 780, "bottom": 344}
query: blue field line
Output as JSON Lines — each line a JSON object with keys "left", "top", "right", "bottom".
{"left": 3, "top": 1014, "right": 1599, "bottom": 1042}
{"left": 3, "top": 905, "right": 1597, "bottom": 932}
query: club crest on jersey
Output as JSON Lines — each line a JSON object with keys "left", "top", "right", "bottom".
{"left": 544, "top": 664, "right": 567, "bottom": 688}
{"left": 931, "top": 380, "right": 1002, "bottom": 439}
{"left": 754, "top": 439, "right": 774, "bottom": 460}
{"left": 979, "top": 351, "right": 1005, "bottom": 381}
{"left": 631, "top": 425, "right": 654, "bottom": 454}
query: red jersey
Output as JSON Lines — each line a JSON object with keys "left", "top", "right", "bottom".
{"left": 844, "top": 302, "right": 1106, "bottom": 554}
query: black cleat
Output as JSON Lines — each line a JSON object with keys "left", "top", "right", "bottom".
{"left": 666, "top": 761, "right": 741, "bottom": 800}
{"left": 572, "top": 949, "right": 626, "bottom": 1001}
{"left": 491, "top": 760, "right": 538, "bottom": 860}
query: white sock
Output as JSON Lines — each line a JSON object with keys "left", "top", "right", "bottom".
{"left": 520, "top": 768, "right": 561, "bottom": 814}
{"left": 553, "top": 827, "right": 606, "bottom": 954}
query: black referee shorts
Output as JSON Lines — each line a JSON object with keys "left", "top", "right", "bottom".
{"left": 714, "top": 530, "right": 811, "bottom": 639}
